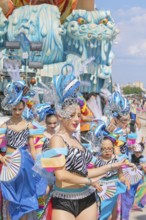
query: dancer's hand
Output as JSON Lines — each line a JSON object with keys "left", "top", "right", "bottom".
{"left": 140, "top": 163, "right": 146, "bottom": 170}
{"left": 0, "top": 155, "right": 10, "bottom": 166}
{"left": 112, "top": 159, "right": 137, "bottom": 170}
{"left": 92, "top": 182, "right": 103, "bottom": 192}
{"left": 111, "top": 159, "right": 126, "bottom": 170}
{"left": 124, "top": 162, "right": 137, "bottom": 170}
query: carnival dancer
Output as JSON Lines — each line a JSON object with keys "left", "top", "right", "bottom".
{"left": 34, "top": 103, "right": 58, "bottom": 154}
{"left": 42, "top": 112, "right": 58, "bottom": 152}
{"left": 93, "top": 121, "right": 130, "bottom": 220}
{"left": 100, "top": 87, "right": 130, "bottom": 156}
{"left": 101, "top": 88, "right": 142, "bottom": 220}
{"left": 34, "top": 103, "right": 58, "bottom": 220}
{"left": 0, "top": 80, "right": 46, "bottom": 220}
{"left": 35, "top": 63, "right": 135, "bottom": 220}
{"left": 104, "top": 87, "right": 138, "bottom": 160}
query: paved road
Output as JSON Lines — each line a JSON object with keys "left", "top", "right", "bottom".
{"left": 130, "top": 209, "right": 146, "bottom": 220}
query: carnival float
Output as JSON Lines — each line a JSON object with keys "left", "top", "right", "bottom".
{"left": 0, "top": 0, "right": 118, "bottom": 111}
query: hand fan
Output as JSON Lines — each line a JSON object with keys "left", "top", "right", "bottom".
{"left": 0, "top": 149, "right": 21, "bottom": 182}
{"left": 98, "top": 182, "right": 116, "bottom": 201}
{"left": 122, "top": 167, "right": 143, "bottom": 185}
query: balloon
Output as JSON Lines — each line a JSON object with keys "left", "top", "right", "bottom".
{"left": 30, "top": 78, "right": 36, "bottom": 85}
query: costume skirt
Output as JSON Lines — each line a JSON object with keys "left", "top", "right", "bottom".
{"left": 0, "top": 147, "right": 47, "bottom": 220}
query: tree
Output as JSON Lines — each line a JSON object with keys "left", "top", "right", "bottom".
{"left": 123, "top": 86, "right": 143, "bottom": 95}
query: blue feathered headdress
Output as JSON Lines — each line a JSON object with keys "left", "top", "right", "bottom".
{"left": 22, "top": 107, "right": 35, "bottom": 121}
{"left": 94, "top": 120, "right": 123, "bottom": 143}
{"left": 1, "top": 80, "right": 35, "bottom": 110}
{"left": 105, "top": 90, "right": 130, "bottom": 118}
{"left": 53, "top": 63, "right": 80, "bottom": 103}
{"left": 35, "top": 103, "right": 55, "bottom": 122}
{"left": 111, "top": 91, "right": 130, "bottom": 116}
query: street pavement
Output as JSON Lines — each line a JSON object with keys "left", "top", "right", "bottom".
{"left": 130, "top": 209, "right": 146, "bottom": 220}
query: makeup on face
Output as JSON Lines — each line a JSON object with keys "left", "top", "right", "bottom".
{"left": 101, "top": 139, "right": 114, "bottom": 159}
{"left": 12, "top": 102, "right": 25, "bottom": 117}
{"left": 62, "top": 105, "right": 81, "bottom": 132}
{"left": 46, "top": 115, "right": 58, "bottom": 131}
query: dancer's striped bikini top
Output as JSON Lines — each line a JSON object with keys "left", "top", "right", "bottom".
{"left": 66, "top": 145, "right": 93, "bottom": 177}
{"left": 95, "top": 156, "right": 118, "bottom": 178}
{"left": 60, "top": 136, "right": 93, "bottom": 177}
{"left": 6, "top": 122, "right": 30, "bottom": 149}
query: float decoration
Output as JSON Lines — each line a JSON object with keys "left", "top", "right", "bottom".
{"left": 0, "top": 3, "right": 118, "bottom": 94}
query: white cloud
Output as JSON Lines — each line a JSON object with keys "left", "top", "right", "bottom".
{"left": 128, "top": 41, "right": 146, "bottom": 56}
{"left": 114, "top": 7, "right": 146, "bottom": 21}
{"left": 113, "top": 7, "right": 146, "bottom": 58}
{"left": 110, "top": 7, "right": 146, "bottom": 86}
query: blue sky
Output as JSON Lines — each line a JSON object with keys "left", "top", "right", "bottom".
{"left": 95, "top": 0, "right": 146, "bottom": 87}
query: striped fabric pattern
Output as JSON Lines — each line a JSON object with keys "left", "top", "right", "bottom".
{"left": 95, "top": 156, "right": 118, "bottom": 178}
{"left": 65, "top": 146, "right": 93, "bottom": 177}
{"left": 6, "top": 128, "right": 29, "bottom": 149}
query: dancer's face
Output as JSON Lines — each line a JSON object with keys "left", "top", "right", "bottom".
{"left": 12, "top": 102, "right": 25, "bottom": 118}
{"left": 116, "top": 115, "right": 130, "bottom": 129}
{"left": 101, "top": 139, "right": 114, "bottom": 159}
{"left": 46, "top": 115, "right": 58, "bottom": 133}
{"left": 134, "top": 151, "right": 142, "bottom": 158}
{"left": 61, "top": 104, "right": 81, "bottom": 133}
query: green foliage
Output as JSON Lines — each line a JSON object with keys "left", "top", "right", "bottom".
{"left": 123, "top": 86, "right": 142, "bottom": 95}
